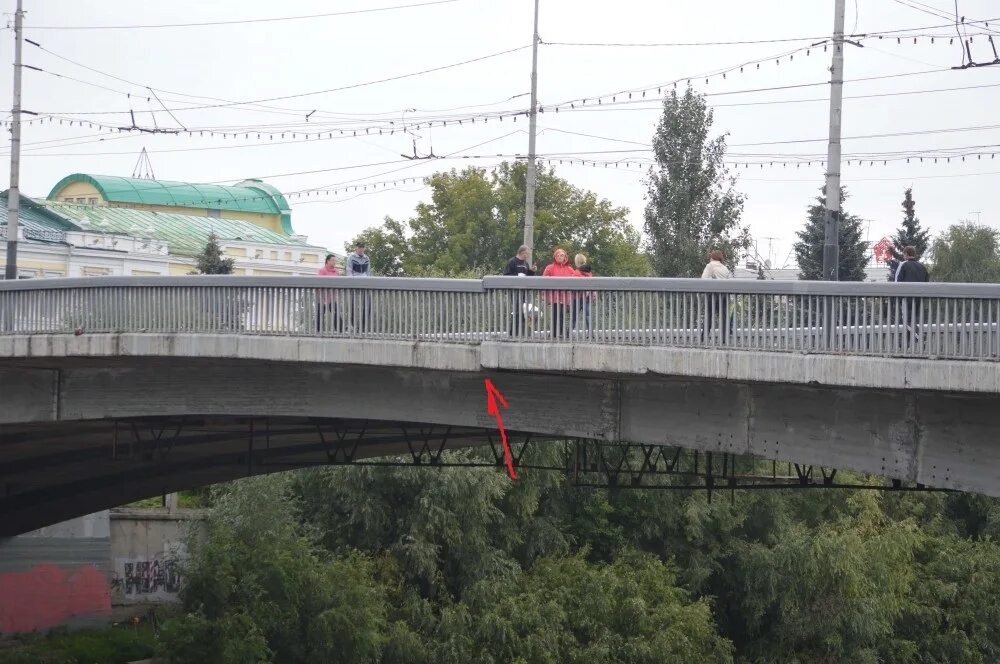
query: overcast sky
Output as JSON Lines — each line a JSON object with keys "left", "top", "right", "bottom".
{"left": 2, "top": 0, "right": 998, "bottom": 268}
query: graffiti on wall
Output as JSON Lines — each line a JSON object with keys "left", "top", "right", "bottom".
{"left": 111, "top": 557, "right": 181, "bottom": 601}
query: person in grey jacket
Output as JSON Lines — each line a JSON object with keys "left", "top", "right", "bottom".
{"left": 346, "top": 241, "right": 371, "bottom": 277}
{"left": 345, "top": 241, "right": 371, "bottom": 330}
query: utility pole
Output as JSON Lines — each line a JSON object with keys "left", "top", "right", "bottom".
{"left": 522, "top": 0, "right": 540, "bottom": 265}
{"left": 821, "top": 0, "right": 846, "bottom": 281}
{"left": 4, "top": 0, "right": 24, "bottom": 281}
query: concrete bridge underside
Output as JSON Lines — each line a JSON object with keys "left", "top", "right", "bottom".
{"left": 2, "top": 333, "right": 1000, "bottom": 536}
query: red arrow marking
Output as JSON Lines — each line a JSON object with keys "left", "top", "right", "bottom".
{"left": 485, "top": 378, "right": 517, "bottom": 480}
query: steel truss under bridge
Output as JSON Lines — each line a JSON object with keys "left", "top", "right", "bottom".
{"left": 222, "top": 417, "right": 946, "bottom": 499}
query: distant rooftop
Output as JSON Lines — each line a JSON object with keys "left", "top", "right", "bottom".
{"left": 48, "top": 174, "right": 293, "bottom": 234}
{"left": 0, "top": 191, "right": 76, "bottom": 243}
{"left": 38, "top": 200, "right": 313, "bottom": 257}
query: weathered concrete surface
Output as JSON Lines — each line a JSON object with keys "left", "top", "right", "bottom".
{"left": 109, "top": 508, "right": 204, "bottom": 606}
{"left": 0, "top": 512, "right": 112, "bottom": 634}
{"left": 2, "top": 332, "right": 1000, "bottom": 535}
{"left": 2, "top": 332, "right": 1000, "bottom": 393}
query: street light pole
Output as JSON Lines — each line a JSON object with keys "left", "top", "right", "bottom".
{"left": 522, "top": 0, "right": 540, "bottom": 265}
{"left": 821, "top": 0, "right": 846, "bottom": 281}
{"left": 4, "top": 0, "right": 24, "bottom": 281}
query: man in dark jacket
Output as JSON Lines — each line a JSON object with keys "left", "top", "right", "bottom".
{"left": 894, "top": 245, "right": 929, "bottom": 342}
{"left": 503, "top": 245, "right": 536, "bottom": 276}
{"left": 503, "top": 245, "right": 537, "bottom": 336}
{"left": 894, "top": 246, "right": 929, "bottom": 283}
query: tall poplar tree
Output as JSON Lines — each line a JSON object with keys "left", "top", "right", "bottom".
{"left": 643, "top": 87, "right": 750, "bottom": 277}
{"left": 886, "top": 188, "right": 930, "bottom": 280}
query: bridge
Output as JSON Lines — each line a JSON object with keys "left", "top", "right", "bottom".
{"left": 2, "top": 275, "right": 999, "bottom": 535}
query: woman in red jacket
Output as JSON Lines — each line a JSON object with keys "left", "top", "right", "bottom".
{"left": 542, "top": 248, "right": 579, "bottom": 339}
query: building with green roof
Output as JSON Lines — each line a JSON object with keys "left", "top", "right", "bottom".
{"left": 48, "top": 174, "right": 294, "bottom": 236}
{"left": 2, "top": 189, "right": 332, "bottom": 279}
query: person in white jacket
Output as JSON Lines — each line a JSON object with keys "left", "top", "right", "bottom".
{"left": 701, "top": 250, "right": 732, "bottom": 343}
{"left": 701, "top": 250, "right": 732, "bottom": 280}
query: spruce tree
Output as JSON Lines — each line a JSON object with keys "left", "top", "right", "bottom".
{"left": 644, "top": 87, "right": 750, "bottom": 277}
{"left": 794, "top": 187, "right": 869, "bottom": 281}
{"left": 886, "top": 187, "right": 930, "bottom": 280}
{"left": 195, "top": 233, "right": 235, "bottom": 275}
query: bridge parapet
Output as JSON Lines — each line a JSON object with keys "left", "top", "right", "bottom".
{"left": 1, "top": 276, "right": 998, "bottom": 360}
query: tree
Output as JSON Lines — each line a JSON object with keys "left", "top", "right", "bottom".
{"left": 347, "top": 217, "right": 408, "bottom": 277}
{"left": 794, "top": 187, "right": 869, "bottom": 281}
{"left": 887, "top": 188, "right": 931, "bottom": 280}
{"left": 354, "top": 162, "right": 649, "bottom": 277}
{"left": 644, "top": 87, "right": 750, "bottom": 277}
{"left": 930, "top": 222, "right": 1000, "bottom": 283}
{"left": 159, "top": 475, "right": 395, "bottom": 663}
{"left": 195, "top": 233, "right": 235, "bottom": 275}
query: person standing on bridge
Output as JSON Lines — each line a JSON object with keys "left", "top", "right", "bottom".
{"left": 894, "top": 245, "right": 929, "bottom": 342}
{"left": 503, "top": 245, "right": 537, "bottom": 337}
{"left": 573, "top": 253, "right": 594, "bottom": 337}
{"left": 316, "top": 253, "right": 341, "bottom": 334}
{"left": 345, "top": 241, "right": 371, "bottom": 333}
{"left": 701, "top": 250, "right": 733, "bottom": 344}
{"left": 542, "top": 248, "right": 580, "bottom": 339}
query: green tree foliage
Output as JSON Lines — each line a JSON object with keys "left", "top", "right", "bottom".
{"left": 194, "top": 233, "right": 235, "bottom": 275}
{"left": 159, "top": 475, "right": 394, "bottom": 663}
{"left": 644, "top": 87, "right": 750, "bottom": 277}
{"left": 435, "top": 551, "right": 732, "bottom": 663}
{"left": 351, "top": 162, "right": 649, "bottom": 277}
{"left": 929, "top": 222, "right": 1000, "bottom": 283}
{"left": 160, "top": 447, "right": 1000, "bottom": 663}
{"left": 794, "top": 187, "right": 869, "bottom": 281}
{"left": 887, "top": 188, "right": 931, "bottom": 280}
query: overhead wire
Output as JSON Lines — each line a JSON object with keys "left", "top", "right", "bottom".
{"left": 23, "top": 42, "right": 532, "bottom": 118}
{"left": 541, "top": 17, "right": 1000, "bottom": 47}
{"left": 25, "top": 0, "right": 467, "bottom": 30}
{"left": 29, "top": 44, "right": 531, "bottom": 115}
{"left": 27, "top": 38, "right": 531, "bottom": 122}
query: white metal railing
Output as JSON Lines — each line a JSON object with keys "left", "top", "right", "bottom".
{"left": 1, "top": 275, "right": 999, "bottom": 360}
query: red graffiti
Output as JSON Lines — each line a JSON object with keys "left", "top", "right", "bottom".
{"left": 0, "top": 564, "right": 111, "bottom": 633}
{"left": 485, "top": 378, "right": 517, "bottom": 480}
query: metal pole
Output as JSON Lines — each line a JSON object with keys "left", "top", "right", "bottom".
{"left": 4, "top": 0, "right": 24, "bottom": 281}
{"left": 821, "top": 0, "right": 846, "bottom": 281}
{"left": 522, "top": 0, "right": 540, "bottom": 264}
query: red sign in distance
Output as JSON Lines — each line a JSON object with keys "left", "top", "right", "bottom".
{"left": 484, "top": 378, "right": 518, "bottom": 480}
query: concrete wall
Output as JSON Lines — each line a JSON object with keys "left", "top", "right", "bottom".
{"left": 0, "top": 511, "right": 112, "bottom": 634}
{"left": 0, "top": 506, "right": 206, "bottom": 634}
{"left": 109, "top": 506, "right": 203, "bottom": 606}
{"left": 4, "top": 333, "right": 1000, "bottom": 534}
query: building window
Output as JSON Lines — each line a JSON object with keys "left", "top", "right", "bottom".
{"left": 18, "top": 269, "right": 36, "bottom": 279}
{"left": 254, "top": 249, "right": 264, "bottom": 259}
{"left": 87, "top": 197, "right": 98, "bottom": 205}
{"left": 76, "top": 197, "right": 87, "bottom": 204}
{"left": 43, "top": 271, "right": 64, "bottom": 278}
{"left": 207, "top": 209, "right": 221, "bottom": 218}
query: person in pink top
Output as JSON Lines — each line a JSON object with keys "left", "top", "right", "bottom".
{"left": 316, "top": 253, "right": 341, "bottom": 333}
{"left": 542, "top": 247, "right": 580, "bottom": 339}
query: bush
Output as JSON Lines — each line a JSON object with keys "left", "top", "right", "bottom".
{"left": 0, "top": 624, "right": 155, "bottom": 664}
